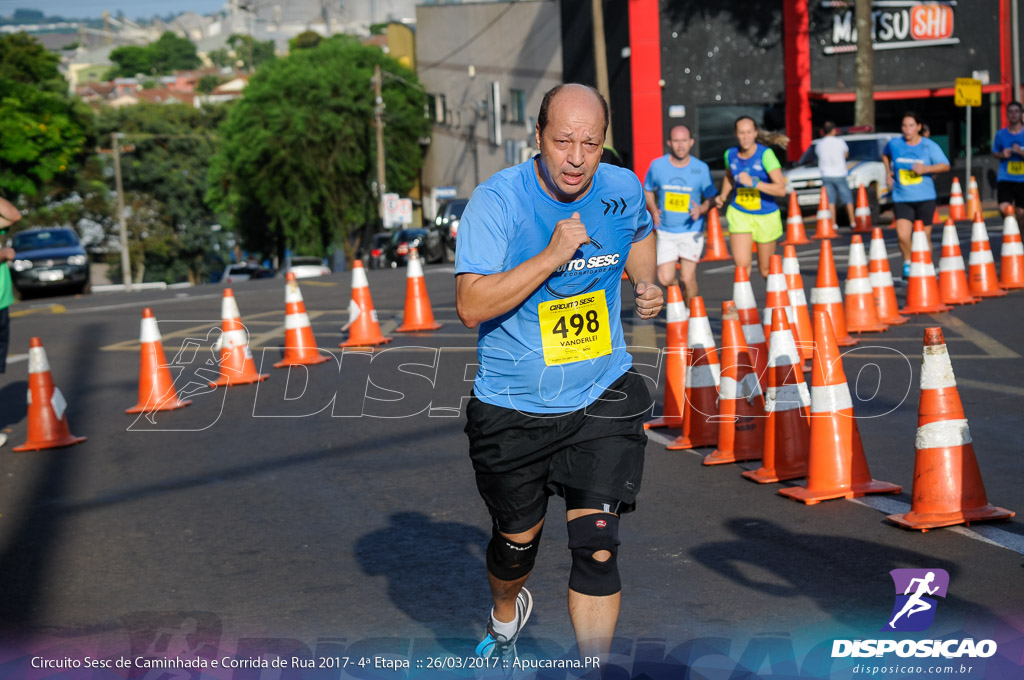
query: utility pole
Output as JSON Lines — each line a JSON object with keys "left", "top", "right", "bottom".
{"left": 591, "top": 0, "right": 613, "bottom": 147}
{"left": 111, "top": 132, "right": 133, "bottom": 291}
{"left": 374, "top": 64, "right": 387, "bottom": 216}
{"left": 1013, "top": 0, "right": 1021, "bottom": 102}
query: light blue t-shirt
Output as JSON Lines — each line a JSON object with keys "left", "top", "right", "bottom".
{"left": 455, "top": 158, "right": 653, "bottom": 414}
{"left": 992, "top": 127, "right": 1024, "bottom": 183}
{"left": 883, "top": 137, "right": 949, "bottom": 203}
{"left": 643, "top": 155, "right": 716, "bottom": 234}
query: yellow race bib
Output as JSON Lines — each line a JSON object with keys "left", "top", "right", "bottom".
{"left": 538, "top": 290, "right": 612, "bottom": 366}
{"left": 899, "top": 168, "right": 923, "bottom": 185}
{"left": 1009, "top": 161, "right": 1024, "bottom": 176}
{"left": 735, "top": 187, "right": 762, "bottom": 211}
{"left": 664, "top": 191, "right": 690, "bottom": 213}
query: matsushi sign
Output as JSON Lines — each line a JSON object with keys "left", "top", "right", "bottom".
{"left": 824, "top": 1, "right": 959, "bottom": 55}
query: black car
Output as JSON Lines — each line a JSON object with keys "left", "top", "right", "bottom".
{"left": 434, "top": 198, "right": 468, "bottom": 262}
{"left": 383, "top": 227, "right": 444, "bottom": 267}
{"left": 365, "top": 232, "right": 391, "bottom": 269}
{"left": 10, "top": 227, "right": 90, "bottom": 296}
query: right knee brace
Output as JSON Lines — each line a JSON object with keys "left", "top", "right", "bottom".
{"left": 486, "top": 525, "right": 542, "bottom": 582}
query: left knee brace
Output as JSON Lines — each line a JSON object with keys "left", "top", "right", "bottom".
{"left": 567, "top": 513, "right": 621, "bottom": 596}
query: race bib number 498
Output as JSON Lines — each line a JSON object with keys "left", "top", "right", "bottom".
{"left": 538, "top": 290, "right": 612, "bottom": 366}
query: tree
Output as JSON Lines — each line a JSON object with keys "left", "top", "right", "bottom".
{"left": 289, "top": 31, "right": 322, "bottom": 52}
{"left": 196, "top": 74, "right": 223, "bottom": 94}
{"left": 208, "top": 35, "right": 430, "bottom": 262}
{"left": 94, "top": 103, "right": 230, "bottom": 284}
{"left": 207, "top": 47, "right": 233, "bottom": 68}
{"left": 106, "top": 31, "right": 201, "bottom": 79}
{"left": 0, "top": 33, "right": 92, "bottom": 198}
{"left": 226, "top": 34, "right": 276, "bottom": 71}
{"left": 854, "top": 0, "right": 875, "bottom": 127}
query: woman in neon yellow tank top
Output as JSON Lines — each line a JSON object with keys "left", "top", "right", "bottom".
{"left": 714, "top": 116, "right": 788, "bottom": 279}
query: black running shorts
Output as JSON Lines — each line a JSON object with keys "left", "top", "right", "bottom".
{"left": 997, "top": 180, "right": 1024, "bottom": 207}
{"left": 465, "top": 370, "right": 650, "bottom": 534}
{"left": 892, "top": 200, "right": 936, "bottom": 224}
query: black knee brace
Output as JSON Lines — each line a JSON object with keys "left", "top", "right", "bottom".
{"left": 567, "top": 513, "right": 621, "bottom": 596}
{"left": 486, "top": 525, "right": 542, "bottom": 582}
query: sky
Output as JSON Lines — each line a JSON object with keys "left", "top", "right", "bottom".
{"left": 0, "top": 1, "right": 227, "bottom": 20}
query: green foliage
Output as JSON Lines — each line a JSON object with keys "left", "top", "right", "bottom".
{"left": 226, "top": 34, "right": 276, "bottom": 71}
{"left": 105, "top": 31, "right": 201, "bottom": 79}
{"left": 288, "top": 31, "right": 322, "bottom": 52}
{"left": 0, "top": 34, "right": 92, "bottom": 197}
{"left": 0, "top": 32, "right": 64, "bottom": 93}
{"left": 207, "top": 47, "right": 233, "bottom": 68}
{"left": 208, "top": 35, "right": 430, "bottom": 261}
{"left": 94, "top": 103, "right": 230, "bottom": 283}
{"left": 196, "top": 74, "right": 223, "bottom": 94}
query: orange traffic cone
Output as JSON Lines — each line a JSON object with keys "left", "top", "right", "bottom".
{"left": 813, "top": 187, "right": 838, "bottom": 239}
{"left": 341, "top": 260, "right": 393, "bottom": 347}
{"left": 852, "top": 183, "right": 873, "bottom": 233}
{"left": 210, "top": 289, "right": 270, "bottom": 387}
{"left": 902, "top": 221, "right": 951, "bottom": 314}
{"left": 701, "top": 207, "right": 731, "bottom": 262}
{"left": 810, "top": 239, "right": 857, "bottom": 346}
{"left": 965, "top": 175, "right": 981, "bottom": 220}
{"left": 733, "top": 266, "right": 769, "bottom": 391}
{"left": 704, "top": 301, "right": 765, "bottom": 465}
{"left": 743, "top": 307, "right": 811, "bottom": 483}
{"left": 868, "top": 228, "right": 909, "bottom": 325}
{"left": 645, "top": 284, "right": 688, "bottom": 430}
{"left": 275, "top": 273, "right": 331, "bottom": 368}
{"left": 948, "top": 177, "right": 966, "bottom": 221}
{"left": 967, "top": 214, "right": 1008, "bottom": 298}
{"left": 762, "top": 255, "right": 809, "bottom": 365}
{"left": 1000, "top": 211, "right": 1024, "bottom": 289}
{"left": 937, "top": 220, "right": 978, "bottom": 306}
{"left": 844, "top": 235, "right": 888, "bottom": 333}
{"left": 782, "top": 245, "right": 814, "bottom": 362}
{"left": 782, "top": 192, "right": 812, "bottom": 245}
{"left": 932, "top": 206, "right": 942, "bottom": 225}
{"left": 779, "top": 311, "right": 901, "bottom": 504}
{"left": 396, "top": 248, "right": 442, "bottom": 332}
{"left": 668, "top": 296, "right": 720, "bottom": 450}
{"left": 126, "top": 308, "right": 192, "bottom": 413}
{"left": 13, "top": 338, "right": 87, "bottom": 451}
{"left": 887, "top": 328, "right": 1015, "bottom": 530}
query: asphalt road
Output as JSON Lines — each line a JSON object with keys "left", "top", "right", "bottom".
{"left": 0, "top": 217, "right": 1022, "bottom": 679}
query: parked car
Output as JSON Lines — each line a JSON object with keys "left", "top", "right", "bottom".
{"left": 365, "top": 232, "right": 391, "bottom": 269}
{"left": 384, "top": 227, "right": 444, "bottom": 268}
{"left": 285, "top": 256, "right": 331, "bottom": 279}
{"left": 434, "top": 198, "right": 468, "bottom": 262}
{"left": 10, "top": 227, "right": 90, "bottom": 296}
{"left": 220, "top": 263, "right": 274, "bottom": 284}
{"left": 783, "top": 132, "right": 899, "bottom": 223}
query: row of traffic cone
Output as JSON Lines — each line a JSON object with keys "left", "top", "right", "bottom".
{"left": 13, "top": 249, "right": 444, "bottom": 450}
{"left": 649, "top": 289, "right": 1013, "bottom": 530}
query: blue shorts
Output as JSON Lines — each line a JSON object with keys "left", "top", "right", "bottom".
{"left": 823, "top": 176, "right": 853, "bottom": 206}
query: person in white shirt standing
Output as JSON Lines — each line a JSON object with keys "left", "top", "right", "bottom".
{"left": 817, "top": 122, "right": 855, "bottom": 227}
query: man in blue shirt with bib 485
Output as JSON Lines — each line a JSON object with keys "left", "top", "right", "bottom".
{"left": 643, "top": 124, "right": 716, "bottom": 304}
{"left": 456, "top": 84, "right": 662, "bottom": 672}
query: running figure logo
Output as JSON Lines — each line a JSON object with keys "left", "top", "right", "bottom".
{"left": 883, "top": 568, "right": 950, "bottom": 632}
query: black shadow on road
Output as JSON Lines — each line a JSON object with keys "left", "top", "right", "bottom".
{"left": 0, "top": 379, "right": 28, "bottom": 430}
{"left": 691, "top": 517, "right": 968, "bottom": 627}
{"left": 0, "top": 323, "right": 102, "bottom": 630}
{"left": 354, "top": 512, "right": 491, "bottom": 649}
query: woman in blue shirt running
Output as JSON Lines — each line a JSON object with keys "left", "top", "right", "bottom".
{"left": 713, "top": 117, "right": 788, "bottom": 279}
{"left": 882, "top": 112, "right": 950, "bottom": 277}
